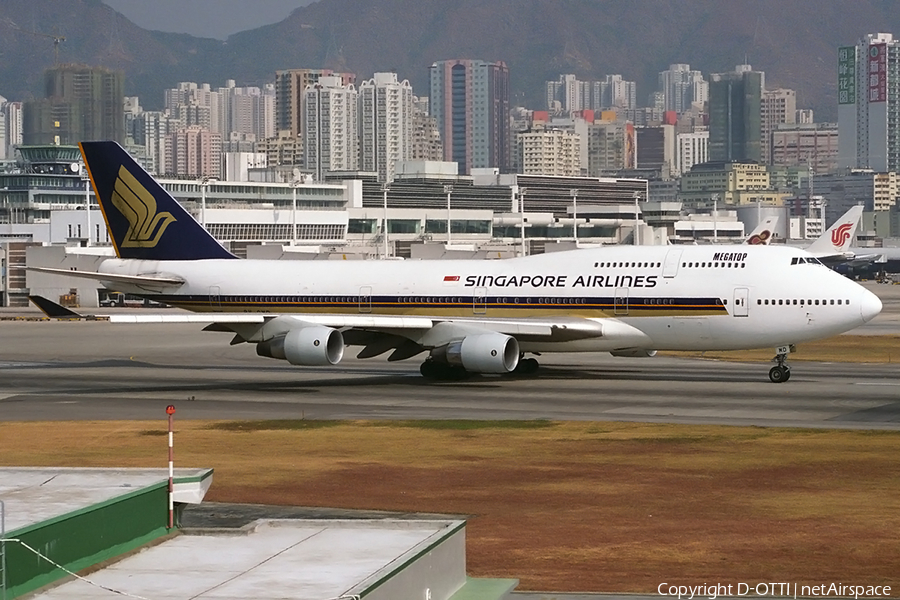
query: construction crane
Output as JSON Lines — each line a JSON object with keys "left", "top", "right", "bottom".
{"left": 0, "top": 19, "right": 65, "bottom": 65}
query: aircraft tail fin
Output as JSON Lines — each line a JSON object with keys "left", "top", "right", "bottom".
{"left": 808, "top": 205, "right": 863, "bottom": 256}
{"left": 744, "top": 216, "right": 779, "bottom": 245}
{"left": 79, "top": 141, "right": 236, "bottom": 261}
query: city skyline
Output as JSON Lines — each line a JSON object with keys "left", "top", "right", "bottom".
{"left": 3, "top": 0, "right": 899, "bottom": 120}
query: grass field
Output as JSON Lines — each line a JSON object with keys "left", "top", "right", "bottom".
{"left": 2, "top": 420, "right": 899, "bottom": 593}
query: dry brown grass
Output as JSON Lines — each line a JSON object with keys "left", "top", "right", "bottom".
{"left": 2, "top": 420, "right": 899, "bottom": 593}
{"left": 662, "top": 334, "right": 900, "bottom": 363}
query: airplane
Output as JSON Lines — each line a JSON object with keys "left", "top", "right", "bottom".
{"left": 744, "top": 216, "right": 778, "bottom": 245}
{"left": 29, "top": 142, "right": 883, "bottom": 384}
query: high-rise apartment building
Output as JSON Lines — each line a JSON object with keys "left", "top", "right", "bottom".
{"left": 658, "top": 64, "right": 708, "bottom": 114}
{"left": 585, "top": 121, "right": 627, "bottom": 176}
{"left": 165, "top": 80, "right": 276, "bottom": 142}
{"left": 430, "top": 59, "right": 510, "bottom": 174}
{"left": 411, "top": 96, "right": 443, "bottom": 162}
{"left": 771, "top": 123, "right": 838, "bottom": 174}
{"left": 303, "top": 76, "right": 359, "bottom": 180}
{"left": 1, "top": 99, "right": 23, "bottom": 159}
{"left": 635, "top": 125, "right": 676, "bottom": 175}
{"left": 761, "top": 88, "right": 796, "bottom": 164}
{"left": 275, "top": 69, "right": 355, "bottom": 138}
{"left": 675, "top": 130, "right": 709, "bottom": 176}
{"left": 132, "top": 110, "right": 175, "bottom": 175}
{"left": 837, "top": 33, "right": 900, "bottom": 172}
{"left": 23, "top": 65, "right": 124, "bottom": 145}
{"left": 165, "top": 82, "right": 220, "bottom": 133}
{"left": 597, "top": 75, "right": 637, "bottom": 110}
{"left": 517, "top": 128, "right": 581, "bottom": 176}
{"left": 359, "top": 73, "right": 413, "bottom": 183}
{"left": 546, "top": 74, "right": 587, "bottom": 113}
{"left": 164, "top": 125, "right": 222, "bottom": 178}
{"left": 709, "top": 66, "right": 764, "bottom": 163}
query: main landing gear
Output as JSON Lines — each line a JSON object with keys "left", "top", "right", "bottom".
{"left": 513, "top": 357, "right": 540, "bottom": 375}
{"left": 768, "top": 345, "right": 794, "bottom": 383}
{"left": 419, "top": 359, "right": 469, "bottom": 381}
{"left": 418, "top": 355, "right": 541, "bottom": 381}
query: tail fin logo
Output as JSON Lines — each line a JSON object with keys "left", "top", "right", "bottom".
{"left": 747, "top": 230, "right": 772, "bottom": 245}
{"left": 111, "top": 165, "right": 176, "bottom": 248}
{"left": 831, "top": 223, "right": 853, "bottom": 248}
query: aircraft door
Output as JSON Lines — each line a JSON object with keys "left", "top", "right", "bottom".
{"left": 733, "top": 287, "right": 749, "bottom": 317}
{"left": 614, "top": 287, "right": 629, "bottom": 315}
{"left": 359, "top": 285, "right": 372, "bottom": 313}
{"left": 662, "top": 249, "right": 683, "bottom": 278}
{"left": 209, "top": 285, "right": 221, "bottom": 308}
{"left": 473, "top": 287, "right": 487, "bottom": 315}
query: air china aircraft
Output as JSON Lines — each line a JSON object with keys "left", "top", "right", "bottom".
{"left": 805, "top": 205, "right": 866, "bottom": 263}
{"left": 31, "top": 142, "right": 883, "bottom": 384}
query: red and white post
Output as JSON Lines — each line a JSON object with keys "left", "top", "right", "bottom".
{"left": 166, "top": 404, "right": 176, "bottom": 529}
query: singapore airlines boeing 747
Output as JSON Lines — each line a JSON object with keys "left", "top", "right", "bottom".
{"left": 31, "top": 142, "right": 882, "bottom": 383}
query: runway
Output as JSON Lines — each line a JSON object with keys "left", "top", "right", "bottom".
{"left": 1, "top": 317, "right": 898, "bottom": 428}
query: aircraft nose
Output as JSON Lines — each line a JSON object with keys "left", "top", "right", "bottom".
{"left": 859, "top": 288, "right": 883, "bottom": 323}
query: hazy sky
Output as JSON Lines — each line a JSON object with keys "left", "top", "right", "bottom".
{"left": 102, "top": 0, "right": 315, "bottom": 39}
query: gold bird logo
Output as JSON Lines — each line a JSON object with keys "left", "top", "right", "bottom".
{"left": 111, "top": 165, "right": 176, "bottom": 248}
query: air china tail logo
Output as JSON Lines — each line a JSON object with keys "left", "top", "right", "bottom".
{"left": 111, "top": 165, "right": 176, "bottom": 248}
{"left": 831, "top": 223, "right": 853, "bottom": 248}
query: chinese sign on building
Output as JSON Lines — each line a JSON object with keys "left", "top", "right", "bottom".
{"left": 868, "top": 43, "right": 887, "bottom": 103}
{"left": 838, "top": 46, "right": 856, "bottom": 105}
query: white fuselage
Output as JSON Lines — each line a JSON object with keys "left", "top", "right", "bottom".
{"left": 98, "top": 244, "right": 881, "bottom": 353}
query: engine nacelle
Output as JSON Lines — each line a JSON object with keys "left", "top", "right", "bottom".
{"left": 443, "top": 333, "right": 519, "bottom": 373}
{"left": 256, "top": 326, "right": 344, "bottom": 366}
{"left": 610, "top": 348, "right": 657, "bottom": 358}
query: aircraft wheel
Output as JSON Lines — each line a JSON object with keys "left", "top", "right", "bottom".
{"left": 420, "top": 360, "right": 440, "bottom": 379}
{"left": 521, "top": 357, "right": 539, "bottom": 374}
{"left": 420, "top": 360, "right": 469, "bottom": 381}
{"left": 768, "top": 366, "right": 788, "bottom": 383}
{"left": 783, "top": 367, "right": 791, "bottom": 381}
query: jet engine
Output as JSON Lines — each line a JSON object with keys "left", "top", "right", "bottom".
{"left": 256, "top": 326, "right": 344, "bottom": 366}
{"left": 440, "top": 333, "right": 519, "bottom": 373}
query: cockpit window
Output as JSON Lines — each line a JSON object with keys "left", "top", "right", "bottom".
{"left": 792, "top": 256, "right": 824, "bottom": 266}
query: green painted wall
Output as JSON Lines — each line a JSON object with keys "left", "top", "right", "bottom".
{"left": 5, "top": 483, "right": 171, "bottom": 599}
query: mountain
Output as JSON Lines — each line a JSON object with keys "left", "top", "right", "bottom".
{"left": 2, "top": 0, "right": 900, "bottom": 120}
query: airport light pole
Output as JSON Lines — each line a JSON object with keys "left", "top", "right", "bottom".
{"left": 633, "top": 191, "right": 641, "bottom": 246}
{"left": 81, "top": 168, "right": 91, "bottom": 246}
{"left": 382, "top": 183, "right": 390, "bottom": 258}
{"left": 570, "top": 188, "right": 578, "bottom": 244}
{"left": 199, "top": 176, "right": 216, "bottom": 229}
{"left": 519, "top": 187, "right": 527, "bottom": 257}
{"left": 289, "top": 179, "right": 301, "bottom": 246}
{"left": 444, "top": 184, "right": 453, "bottom": 246}
{"left": 713, "top": 194, "right": 719, "bottom": 243}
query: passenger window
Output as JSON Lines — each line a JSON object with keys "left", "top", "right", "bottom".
{"left": 757, "top": 299, "right": 762, "bottom": 305}
{"left": 837, "top": 299, "right": 842, "bottom": 305}
{"left": 830, "top": 299, "right": 835, "bottom": 305}
{"left": 815, "top": 300, "right": 819, "bottom": 305}
{"left": 764, "top": 299, "right": 769, "bottom": 305}
{"left": 792, "top": 299, "right": 797, "bottom": 305}
{"left": 778, "top": 300, "right": 783, "bottom": 305}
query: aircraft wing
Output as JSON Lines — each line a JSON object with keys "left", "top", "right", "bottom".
{"left": 29, "top": 296, "right": 640, "bottom": 360}
{"left": 28, "top": 266, "right": 185, "bottom": 290}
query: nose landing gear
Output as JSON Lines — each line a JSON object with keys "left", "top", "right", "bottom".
{"left": 768, "top": 345, "right": 794, "bottom": 383}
